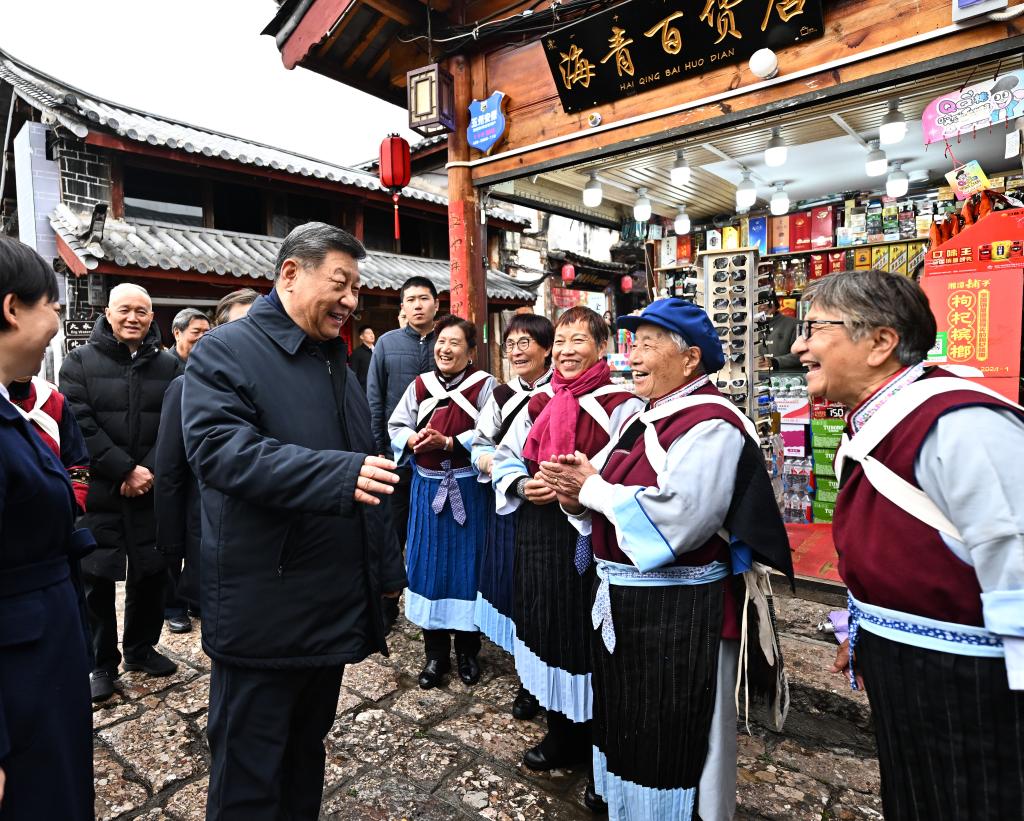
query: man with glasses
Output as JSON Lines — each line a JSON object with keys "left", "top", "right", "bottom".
{"left": 60, "top": 283, "right": 183, "bottom": 702}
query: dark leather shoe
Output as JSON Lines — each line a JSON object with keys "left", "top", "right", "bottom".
{"left": 456, "top": 653, "right": 480, "bottom": 685}
{"left": 583, "top": 779, "right": 608, "bottom": 814}
{"left": 90, "top": 669, "right": 116, "bottom": 702}
{"left": 523, "top": 740, "right": 580, "bottom": 771}
{"left": 418, "top": 658, "right": 450, "bottom": 689}
{"left": 123, "top": 649, "right": 178, "bottom": 677}
{"left": 512, "top": 686, "right": 540, "bottom": 720}
{"left": 166, "top": 615, "right": 192, "bottom": 634}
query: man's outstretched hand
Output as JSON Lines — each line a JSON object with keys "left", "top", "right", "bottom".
{"left": 355, "top": 456, "right": 400, "bottom": 505}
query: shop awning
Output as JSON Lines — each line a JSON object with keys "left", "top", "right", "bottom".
{"left": 546, "top": 249, "right": 628, "bottom": 293}
{"left": 49, "top": 204, "right": 536, "bottom": 303}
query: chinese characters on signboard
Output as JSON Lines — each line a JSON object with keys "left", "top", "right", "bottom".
{"left": 921, "top": 70, "right": 1024, "bottom": 144}
{"left": 542, "top": 0, "right": 824, "bottom": 113}
{"left": 467, "top": 91, "right": 510, "bottom": 155}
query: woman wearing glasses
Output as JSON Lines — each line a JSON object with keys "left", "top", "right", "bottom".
{"left": 471, "top": 314, "right": 554, "bottom": 720}
{"left": 388, "top": 316, "right": 496, "bottom": 690}
{"left": 492, "top": 306, "right": 643, "bottom": 811}
{"left": 537, "top": 298, "right": 792, "bottom": 821}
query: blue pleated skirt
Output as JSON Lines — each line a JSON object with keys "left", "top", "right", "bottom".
{"left": 405, "top": 464, "right": 487, "bottom": 632}
{"left": 475, "top": 505, "right": 517, "bottom": 653}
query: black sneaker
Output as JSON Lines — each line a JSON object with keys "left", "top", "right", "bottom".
{"left": 123, "top": 649, "right": 178, "bottom": 677}
{"left": 165, "top": 614, "right": 192, "bottom": 634}
{"left": 90, "top": 669, "right": 116, "bottom": 702}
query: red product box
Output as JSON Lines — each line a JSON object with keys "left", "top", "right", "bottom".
{"left": 827, "top": 251, "right": 848, "bottom": 273}
{"left": 790, "top": 211, "right": 812, "bottom": 253}
{"left": 811, "top": 206, "right": 835, "bottom": 249}
{"left": 809, "top": 253, "right": 827, "bottom": 280}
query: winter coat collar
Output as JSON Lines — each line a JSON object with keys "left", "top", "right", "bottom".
{"left": 250, "top": 291, "right": 340, "bottom": 358}
{"left": 89, "top": 315, "right": 163, "bottom": 364}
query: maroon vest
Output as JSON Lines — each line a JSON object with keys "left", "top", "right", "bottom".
{"left": 523, "top": 389, "right": 636, "bottom": 476}
{"left": 593, "top": 383, "right": 747, "bottom": 639}
{"left": 833, "top": 370, "right": 1023, "bottom": 626}
{"left": 413, "top": 371, "right": 490, "bottom": 471}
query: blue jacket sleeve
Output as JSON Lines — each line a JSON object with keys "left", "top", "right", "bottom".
{"left": 0, "top": 454, "right": 8, "bottom": 762}
{"left": 181, "top": 334, "right": 364, "bottom": 516}
{"left": 366, "top": 342, "right": 389, "bottom": 456}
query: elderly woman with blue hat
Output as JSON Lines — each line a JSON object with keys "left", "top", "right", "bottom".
{"left": 539, "top": 298, "right": 793, "bottom": 821}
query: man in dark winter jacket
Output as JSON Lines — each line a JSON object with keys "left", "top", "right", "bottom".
{"left": 182, "top": 222, "right": 406, "bottom": 821}
{"left": 59, "top": 283, "right": 183, "bottom": 703}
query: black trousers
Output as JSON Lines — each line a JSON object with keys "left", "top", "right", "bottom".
{"left": 165, "top": 561, "right": 187, "bottom": 618}
{"left": 423, "top": 629, "right": 481, "bottom": 661}
{"left": 83, "top": 569, "right": 165, "bottom": 673}
{"left": 391, "top": 465, "right": 413, "bottom": 549}
{"left": 206, "top": 662, "right": 344, "bottom": 821}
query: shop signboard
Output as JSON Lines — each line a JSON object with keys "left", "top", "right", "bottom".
{"left": 467, "top": 91, "right": 510, "bottom": 155}
{"left": 541, "top": 0, "right": 825, "bottom": 114}
{"left": 922, "top": 208, "right": 1024, "bottom": 401}
{"left": 922, "top": 70, "right": 1024, "bottom": 144}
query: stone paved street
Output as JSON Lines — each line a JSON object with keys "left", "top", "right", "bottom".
{"left": 94, "top": 590, "right": 883, "bottom": 820}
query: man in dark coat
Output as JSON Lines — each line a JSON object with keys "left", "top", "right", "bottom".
{"left": 182, "top": 222, "right": 406, "bottom": 821}
{"left": 59, "top": 283, "right": 182, "bottom": 702}
{"left": 349, "top": 324, "right": 374, "bottom": 392}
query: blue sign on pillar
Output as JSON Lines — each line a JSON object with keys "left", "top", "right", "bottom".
{"left": 467, "top": 91, "right": 510, "bottom": 155}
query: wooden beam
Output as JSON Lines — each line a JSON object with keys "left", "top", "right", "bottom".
{"left": 109, "top": 155, "right": 124, "bottom": 220}
{"left": 342, "top": 14, "right": 389, "bottom": 69}
{"left": 358, "top": 0, "right": 420, "bottom": 27}
{"left": 315, "top": 6, "right": 357, "bottom": 59}
{"left": 366, "top": 46, "right": 390, "bottom": 82}
{"left": 281, "top": 0, "right": 354, "bottom": 70}
{"left": 55, "top": 235, "right": 89, "bottom": 276}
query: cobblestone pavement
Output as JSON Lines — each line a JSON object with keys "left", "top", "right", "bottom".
{"left": 94, "top": 590, "right": 883, "bottom": 820}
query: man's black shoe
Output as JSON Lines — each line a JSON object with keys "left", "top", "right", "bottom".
{"left": 512, "top": 686, "right": 540, "bottom": 720}
{"left": 583, "top": 779, "right": 608, "bottom": 814}
{"left": 90, "top": 669, "right": 116, "bottom": 703}
{"left": 418, "top": 658, "right": 450, "bottom": 689}
{"left": 123, "top": 649, "right": 178, "bottom": 677}
{"left": 165, "top": 615, "right": 192, "bottom": 634}
{"left": 456, "top": 653, "right": 480, "bottom": 685}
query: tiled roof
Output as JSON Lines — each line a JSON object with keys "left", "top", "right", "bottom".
{"left": 50, "top": 204, "right": 535, "bottom": 302}
{"left": 0, "top": 48, "right": 527, "bottom": 226}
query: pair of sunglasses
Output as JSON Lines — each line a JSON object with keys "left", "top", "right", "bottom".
{"left": 713, "top": 269, "right": 747, "bottom": 282}
{"left": 727, "top": 352, "right": 746, "bottom": 363}
{"left": 713, "top": 284, "right": 746, "bottom": 295}
{"left": 712, "top": 255, "right": 748, "bottom": 269}
{"left": 725, "top": 339, "right": 746, "bottom": 350}
{"left": 713, "top": 297, "right": 747, "bottom": 309}
{"left": 717, "top": 378, "right": 747, "bottom": 389}
{"left": 713, "top": 311, "right": 747, "bottom": 323}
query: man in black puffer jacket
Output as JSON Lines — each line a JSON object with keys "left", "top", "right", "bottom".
{"left": 59, "top": 283, "right": 182, "bottom": 702}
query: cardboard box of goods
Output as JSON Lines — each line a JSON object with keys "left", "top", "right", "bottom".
{"left": 907, "top": 241, "right": 926, "bottom": 272}
{"left": 852, "top": 247, "right": 871, "bottom": 270}
{"left": 810, "top": 417, "right": 846, "bottom": 438}
{"left": 827, "top": 251, "right": 848, "bottom": 273}
{"left": 849, "top": 207, "right": 868, "bottom": 244}
{"left": 865, "top": 205, "right": 884, "bottom": 243}
{"left": 770, "top": 216, "right": 790, "bottom": 254}
{"left": 811, "top": 399, "right": 848, "bottom": 420}
{"left": 781, "top": 424, "right": 808, "bottom": 458}
{"left": 790, "top": 211, "right": 813, "bottom": 253}
{"left": 748, "top": 217, "right": 768, "bottom": 255}
{"left": 812, "top": 448, "right": 837, "bottom": 478}
{"left": 676, "top": 234, "right": 692, "bottom": 263}
{"left": 889, "top": 243, "right": 908, "bottom": 275}
{"left": 705, "top": 228, "right": 723, "bottom": 250}
{"left": 835, "top": 226, "right": 853, "bottom": 247}
{"left": 811, "top": 428, "right": 843, "bottom": 450}
{"left": 809, "top": 253, "right": 827, "bottom": 280}
{"left": 660, "top": 236, "right": 677, "bottom": 268}
{"left": 812, "top": 500, "right": 836, "bottom": 523}
{"left": 871, "top": 245, "right": 890, "bottom": 270}
{"left": 882, "top": 204, "right": 900, "bottom": 241}
{"left": 815, "top": 478, "right": 840, "bottom": 505}
{"left": 722, "top": 225, "right": 740, "bottom": 250}
{"left": 739, "top": 217, "right": 750, "bottom": 248}
{"left": 811, "top": 206, "right": 835, "bottom": 249}
{"left": 899, "top": 203, "right": 917, "bottom": 239}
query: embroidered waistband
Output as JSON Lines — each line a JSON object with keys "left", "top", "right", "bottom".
{"left": 414, "top": 462, "right": 476, "bottom": 480}
{"left": 592, "top": 560, "right": 729, "bottom": 654}
{"left": 847, "top": 592, "right": 1004, "bottom": 690}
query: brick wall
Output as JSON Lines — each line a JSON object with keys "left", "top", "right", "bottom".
{"left": 58, "top": 142, "right": 111, "bottom": 208}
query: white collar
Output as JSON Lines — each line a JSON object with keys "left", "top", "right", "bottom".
{"left": 0, "top": 381, "right": 8, "bottom": 401}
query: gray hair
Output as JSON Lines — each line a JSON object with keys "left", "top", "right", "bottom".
{"left": 274, "top": 222, "right": 366, "bottom": 281}
{"left": 172, "top": 307, "right": 209, "bottom": 334}
{"left": 801, "top": 269, "right": 937, "bottom": 366}
{"left": 667, "top": 330, "right": 689, "bottom": 354}
{"left": 108, "top": 282, "right": 150, "bottom": 307}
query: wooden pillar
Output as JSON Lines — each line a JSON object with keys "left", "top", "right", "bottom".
{"left": 446, "top": 56, "right": 486, "bottom": 350}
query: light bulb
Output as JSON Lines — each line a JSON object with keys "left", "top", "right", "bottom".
{"left": 633, "top": 187, "right": 652, "bottom": 222}
{"left": 582, "top": 172, "right": 603, "bottom": 208}
{"left": 736, "top": 171, "right": 757, "bottom": 210}
{"left": 879, "top": 100, "right": 907, "bottom": 146}
{"left": 670, "top": 150, "right": 691, "bottom": 187}
{"left": 769, "top": 183, "right": 789, "bottom": 216}
{"left": 764, "top": 128, "right": 788, "bottom": 167}
{"left": 674, "top": 206, "right": 690, "bottom": 235}
{"left": 886, "top": 161, "right": 909, "bottom": 198}
{"left": 749, "top": 48, "right": 778, "bottom": 80}
{"left": 865, "top": 140, "right": 887, "bottom": 177}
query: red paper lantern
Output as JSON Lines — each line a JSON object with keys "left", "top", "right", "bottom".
{"left": 379, "top": 135, "right": 411, "bottom": 242}
{"left": 620, "top": 274, "right": 633, "bottom": 293}
{"left": 561, "top": 263, "right": 576, "bottom": 285}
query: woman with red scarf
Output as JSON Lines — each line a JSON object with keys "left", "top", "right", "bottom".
{"left": 492, "top": 306, "right": 642, "bottom": 810}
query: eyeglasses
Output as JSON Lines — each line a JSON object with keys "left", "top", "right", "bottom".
{"left": 713, "top": 312, "right": 747, "bottom": 323}
{"left": 717, "top": 378, "right": 747, "bottom": 389}
{"left": 711, "top": 297, "right": 747, "bottom": 309}
{"left": 504, "top": 337, "right": 534, "bottom": 353}
{"left": 712, "top": 269, "right": 747, "bottom": 282}
{"left": 727, "top": 352, "right": 745, "bottom": 363}
{"left": 713, "top": 284, "right": 746, "bottom": 295}
{"left": 798, "top": 319, "right": 846, "bottom": 339}
{"left": 726, "top": 339, "right": 746, "bottom": 350}
{"left": 713, "top": 255, "right": 748, "bottom": 268}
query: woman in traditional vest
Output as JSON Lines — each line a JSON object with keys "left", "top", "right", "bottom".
{"left": 794, "top": 269, "right": 1024, "bottom": 820}
{"left": 388, "top": 315, "right": 496, "bottom": 689}
{"left": 471, "top": 313, "right": 554, "bottom": 721}
{"left": 492, "top": 306, "right": 643, "bottom": 810}
{"left": 537, "top": 298, "right": 793, "bottom": 820}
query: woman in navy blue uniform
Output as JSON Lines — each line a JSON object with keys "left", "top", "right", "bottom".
{"left": 0, "top": 238, "right": 94, "bottom": 820}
